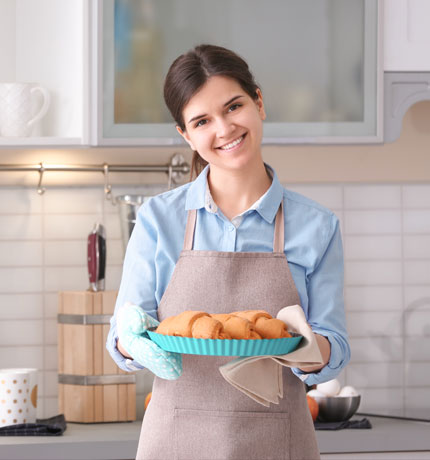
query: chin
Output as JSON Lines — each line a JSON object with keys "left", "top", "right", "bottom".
{"left": 219, "top": 156, "right": 258, "bottom": 172}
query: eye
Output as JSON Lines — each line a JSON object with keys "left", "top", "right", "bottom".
{"left": 228, "top": 103, "right": 242, "bottom": 112}
{"left": 195, "top": 119, "right": 207, "bottom": 128}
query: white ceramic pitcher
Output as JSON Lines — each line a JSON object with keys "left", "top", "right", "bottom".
{"left": 0, "top": 82, "right": 50, "bottom": 137}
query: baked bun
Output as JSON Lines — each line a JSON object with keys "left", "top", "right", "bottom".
{"left": 254, "top": 317, "right": 291, "bottom": 338}
{"left": 191, "top": 316, "right": 231, "bottom": 339}
{"left": 156, "top": 311, "right": 208, "bottom": 337}
{"left": 232, "top": 310, "right": 291, "bottom": 338}
{"left": 231, "top": 310, "right": 272, "bottom": 323}
{"left": 211, "top": 314, "right": 261, "bottom": 339}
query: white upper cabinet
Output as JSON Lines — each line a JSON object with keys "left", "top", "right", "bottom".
{"left": 0, "top": 0, "right": 384, "bottom": 147}
{"left": 96, "top": 0, "right": 382, "bottom": 145}
{"left": 0, "top": 0, "right": 88, "bottom": 146}
{"left": 384, "top": 0, "right": 430, "bottom": 71}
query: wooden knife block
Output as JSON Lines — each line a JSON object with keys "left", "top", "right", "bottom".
{"left": 58, "top": 291, "right": 136, "bottom": 423}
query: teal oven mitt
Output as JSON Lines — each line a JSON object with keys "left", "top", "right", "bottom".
{"left": 117, "top": 302, "right": 182, "bottom": 380}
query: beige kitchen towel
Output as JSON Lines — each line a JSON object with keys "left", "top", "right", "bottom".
{"left": 219, "top": 305, "right": 324, "bottom": 406}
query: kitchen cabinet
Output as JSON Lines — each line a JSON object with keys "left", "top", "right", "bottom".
{"left": 0, "top": 0, "right": 88, "bottom": 147}
{"left": 384, "top": 71, "right": 430, "bottom": 142}
{"left": 384, "top": 0, "right": 430, "bottom": 71}
{"left": 383, "top": 1, "right": 430, "bottom": 142}
{"left": 0, "top": 0, "right": 89, "bottom": 147}
{"left": 97, "top": 0, "right": 382, "bottom": 145}
{"left": 0, "top": 0, "right": 382, "bottom": 147}
{"left": 6, "top": 1, "right": 417, "bottom": 147}
{"left": 1, "top": 1, "right": 429, "bottom": 148}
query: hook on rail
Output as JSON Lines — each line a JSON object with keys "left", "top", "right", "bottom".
{"left": 167, "top": 164, "right": 173, "bottom": 190}
{"left": 37, "top": 163, "right": 45, "bottom": 195}
{"left": 103, "top": 163, "right": 114, "bottom": 202}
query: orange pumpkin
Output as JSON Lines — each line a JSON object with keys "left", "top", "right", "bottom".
{"left": 306, "top": 395, "right": 319, "bottom": 421}
{"left": 144, "top": 392, "right": 152, "bottom": 410}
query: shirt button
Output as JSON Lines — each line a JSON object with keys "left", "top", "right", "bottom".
{"left": 229, "top": 226, "right": 235, "bottom": 232}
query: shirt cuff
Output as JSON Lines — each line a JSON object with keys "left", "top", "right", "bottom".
{"left": 291, "top": 331, "right": 349, "bottom": 386}
{"left": 106, "top": 335, "right": 145, "bottom": 372}
{"left": 125, "top": 359, "right": 144, "bottom": 371}
{"left": 291, "top": 363, "right": 342, "bottom": 386}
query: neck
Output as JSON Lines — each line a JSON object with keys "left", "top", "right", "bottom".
{"left": 207, "top": 160, "right": 272, "bottom": 220}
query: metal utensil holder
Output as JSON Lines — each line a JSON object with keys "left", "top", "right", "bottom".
{"left": 116, "top": 194, "right": 153, "bottom": 253}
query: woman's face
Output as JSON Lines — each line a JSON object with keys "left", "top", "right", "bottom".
{"left": 177, "top": 76, "right": 266, "bottom": 173}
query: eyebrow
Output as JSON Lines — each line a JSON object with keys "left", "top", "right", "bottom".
{"left": 187, "top": 95, "right": 244, "bottom": 125}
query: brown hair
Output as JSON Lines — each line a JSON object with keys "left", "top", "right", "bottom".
{"left": 163, "top": 44, "right": 260, "bottom": 180}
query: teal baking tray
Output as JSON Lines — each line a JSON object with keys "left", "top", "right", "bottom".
{"left": 147, "top": 329, "right": 303, "bottom": 356}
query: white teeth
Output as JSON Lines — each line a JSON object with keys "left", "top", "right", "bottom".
{"left": 219, "top": 136, "right": 243, "bottom": 150}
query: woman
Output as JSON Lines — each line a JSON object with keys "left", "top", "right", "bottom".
{"left": 107, "top": 44, "right": 350, "bottom": 460}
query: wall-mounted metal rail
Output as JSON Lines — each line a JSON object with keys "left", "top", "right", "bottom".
{"left": 0, "top": 153, "right": 190, "bottom": 196}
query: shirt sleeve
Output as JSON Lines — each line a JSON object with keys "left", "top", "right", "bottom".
{"left": 106, "top": 200, "right": 159, "bottom": 372}
{"left": 291, "top": 215, "right": 351, "bottom": 386}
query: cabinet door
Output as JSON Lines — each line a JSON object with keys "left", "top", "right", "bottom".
{"left": 384, "top": 0, "right": 430, "bottom": 71}
{"left": 94, "top": 0, "right": 382, "bottom": 145}
{"left": 0, "top": 0, "right": 88, "bottom": 147}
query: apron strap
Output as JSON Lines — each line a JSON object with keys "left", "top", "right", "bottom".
{"left": 273, "top": 199, "right": 285, "bottom": 254}
{"left": 183, "top": 209, "right": 197, "bottom": 250}
{"left": 183, "top": 199, "right": 284, "bottom": 253}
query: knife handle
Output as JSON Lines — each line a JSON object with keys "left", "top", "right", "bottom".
{"left": 87, "top": 232, "right": 99, "bottom": 291}
{"left": 97, "top": 232, "right": 106, "bottom": 290}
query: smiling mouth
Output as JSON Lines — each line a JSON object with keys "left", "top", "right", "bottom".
{"left": 217, "top": 133, "right": 247, "bottom": 151}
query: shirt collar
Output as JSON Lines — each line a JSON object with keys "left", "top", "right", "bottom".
{"left": 185, "top": 165, "right": 210, "bottom": 211}
{"left": 185, "top": 163, "right": 283, "bottom": 224}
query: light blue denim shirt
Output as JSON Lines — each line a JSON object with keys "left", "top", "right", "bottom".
{"left": 107, "top": 164, "right": 350, "bottom": 386}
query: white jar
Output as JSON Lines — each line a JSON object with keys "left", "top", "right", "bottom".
{"left": 0, "top": 368, "right": 38, "bottom": 427}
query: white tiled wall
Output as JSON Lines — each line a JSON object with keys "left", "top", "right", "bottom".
{"left": 0, "top": 183, "right": 165, "bottom": 420}
{"left": 0, "top": 182, "right": 429, "bottom": 420}
{"left": 288, "top": 183, "right": 430, "bottom": 419}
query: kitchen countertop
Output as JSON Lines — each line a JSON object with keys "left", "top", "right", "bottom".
{"left": 0, "top": 415, "right": 429, "bottom": 460}
{"left": 317, "top": 415, "right": 430, "bottom": 454}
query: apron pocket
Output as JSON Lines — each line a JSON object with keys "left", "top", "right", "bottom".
{"left": 174, "top": 408, "right": 290, "bottom": 460}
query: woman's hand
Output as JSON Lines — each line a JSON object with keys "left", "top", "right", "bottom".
{"left": 298, "top": 334, "right": 331, "bottom": 373}
{"left": 117, "top": 302, "right": 183, "bottom": 380}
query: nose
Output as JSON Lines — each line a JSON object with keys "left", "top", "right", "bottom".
{"left": 215, "top": 116, "right": 235, "bottom": 139}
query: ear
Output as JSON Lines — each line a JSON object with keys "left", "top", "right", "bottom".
{"left": 176, "top": 125, "right": 196, "bottom": 151}
{"left": 255, "top": 88, "right": 266, "bottom": 121}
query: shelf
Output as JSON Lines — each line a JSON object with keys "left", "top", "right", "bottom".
{"left": 0, "top": 138, "right": 85, "bottom": 147}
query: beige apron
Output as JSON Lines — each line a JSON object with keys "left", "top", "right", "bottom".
{"left": 136, "top": 201, "right": 320, "bottom": 460}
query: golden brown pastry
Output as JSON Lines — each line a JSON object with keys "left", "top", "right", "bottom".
{"left": 209, "top": 313, "right": 231, "bottom": 324}
{"left": 231, "top": 310, "right": 272, "bottom": 323}
{"left": 156, "top": 311, "right": 209, "bottom": 337}
{"left": 232, "top": 310, "right": 291, "bottom": 338}
{"left": 254, "top": 317, "right": 291, "bottom": 339}
{"left": 211, "top": 314, "right": 261, "bottom": 340}
{"left": 154, "top": 315, "right": 176, "bottom": 335}
{"left": 155, "top": 309, "right": 291, "bottom": 339}
{"left": 191, "top": 316, "right": 231, "bottom": 339}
